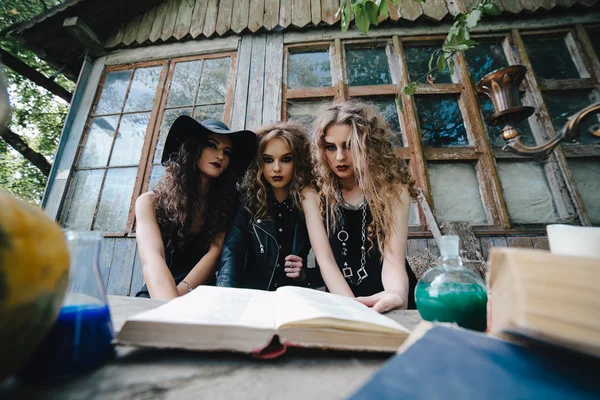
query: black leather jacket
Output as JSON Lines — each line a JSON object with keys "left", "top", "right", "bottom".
{"left": 216, "top": 204, "right": 323, "bottom": 291}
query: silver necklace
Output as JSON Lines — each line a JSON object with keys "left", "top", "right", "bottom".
{"left": 337, "top": 189, "right": 368, "bottom": 285}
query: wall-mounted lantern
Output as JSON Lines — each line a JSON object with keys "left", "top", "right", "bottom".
{"left": 477, "top": 65, "right": 600, "bottom": 158}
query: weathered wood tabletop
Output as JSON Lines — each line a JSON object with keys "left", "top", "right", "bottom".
{"left": 0, "top": 295, "right": 422, "bottom": 400}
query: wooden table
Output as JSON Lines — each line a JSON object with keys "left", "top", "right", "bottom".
{"left": 0, "top": 295, "right": 422, "bottom": 400}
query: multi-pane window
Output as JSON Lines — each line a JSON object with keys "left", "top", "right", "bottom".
{"left": 283, "top": 26, "right": 599, "bottom": 233}
{"left": 61, "top": 53, "right": 236, "bottom": 235}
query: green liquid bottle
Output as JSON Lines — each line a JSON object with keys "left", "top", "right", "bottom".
{"left": 415, "top": 235, "right": 488, "bottom": 332}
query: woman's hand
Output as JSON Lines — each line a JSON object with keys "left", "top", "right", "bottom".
{"left": 284, "top": 255, "right": 305, "bottom": 280}
{"left": 356, "top": 292, "right": 405, "bottom": 313}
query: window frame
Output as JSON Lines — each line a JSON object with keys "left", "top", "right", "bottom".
{"left": 61, "top": 52, "right": 238, "bottom": 237}
{"left": 281, "top": 26, "right": 600, "bottom": 236}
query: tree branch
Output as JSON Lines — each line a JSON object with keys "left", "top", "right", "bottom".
{"left": 0, "top": 49, "right": 72, "bottom": 103}
{"left": 1, "top": 128, "right": 52, "bottom": 176}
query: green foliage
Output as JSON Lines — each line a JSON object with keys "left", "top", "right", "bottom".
{"left": 0, "top": 0, "right": 73, "bottom": 203}
{"left": 337, "top": 0, "right": 503, "bottom": 94}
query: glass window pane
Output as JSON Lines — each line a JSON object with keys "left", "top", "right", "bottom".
{"left": 497, "top": 161, "right": 559, "bottom": 224}
{"left": 568, "top": 158, "right": 600, "bottom": 225}
{"left": 94, "top": 70, "right": 132, "bottom": 115}
{"left": 428, "top": 162, "right": 487, "bottom": 224}
{"left": 356, "top": 97, "right": 403, "bottom": 146}
{"left": 93, "top": 168, "right": 137, "bottom": 232}
{"left": 525, "top": 37, "right": 580, "bottom": 80}
{"left": 167, "top": 60, "right": 202, "bottom": 107}
{"left": 154, "top": 108, "right": 192, "bottom": 164}
{"left": 193, "top": 104, "right": 224, "bottom": 121}
{"left": 416, "top": 96, "right": 468, "bottom": 147}
{"left": 346, "top": 47, "right": 392, "bottom": 86}
{"left": 109, "top": 113, "right": 150, "bottom": 166}
{"left": 589, "top": 30, "right": 600, "bottom": 60}
{"left": 404, "top": 45, "right": 452, "bottom": 84}
{"left": 288, "top": 50, "right": 332, "bottom": 89}
{"left": 123, "top": 66, "right": 162, "bottom": 112}
{"left": 196, "top": 57, "right": 231, "bottom": 105}
{"left": 543, "top": 90, "right": 598, "bottom": 145}
{"left": 287, "top": 100, "right": 331, "bottom": 133}
{"left": 78, "top": 116, "right": 119, "bottom": 168}
{"left": 61, "top": 169, "right": 104, "bottom": 230}
{"left": 465, "top": 43, "right": 508, "bottom": 83}
{"left": 479, "top": 96, "right": 535, "bottom": 147}
{"left": 149, "top": 164, "right": 166, "bottom": 190}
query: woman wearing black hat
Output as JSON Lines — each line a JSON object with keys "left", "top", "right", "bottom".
{"left": 135, "top": 115, "right": 257, "bottom": 300}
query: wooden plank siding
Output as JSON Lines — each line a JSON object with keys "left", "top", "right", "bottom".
{"left": 97, "top": 234, "right": 547, "bottom": 296}
{"left": 105, "top": 0, "right": 600, "bottom": 48}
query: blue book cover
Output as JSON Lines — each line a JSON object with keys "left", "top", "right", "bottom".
{"left": 349, "top": 325, "right": 600, "bottom": 400}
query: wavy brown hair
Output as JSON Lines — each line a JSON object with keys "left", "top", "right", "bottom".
{"left": 312, "top": 101, "right": 418, "bottom": 257}
{"left": 240, "top": 121, "right": 312, "bottom": 221}
{"left": 153, "top": 138, "right": 240, "bottom": 250}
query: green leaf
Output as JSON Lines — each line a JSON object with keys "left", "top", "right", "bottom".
{"left": 443, "top": 43, "right": 470, "bottom": 51}
{"left": 437, "top": 55, "right": 447, "bottom": 74}
{"left": 355, "top": 9, "right": 371, "bottom": 34}
{"left": 340, "top": 4, "right": 349, "bottom": 32}
{"left": 402, "top": 82, "right": 418, "bottom": 96}
{"left": 447, "top": 57, "right": 455, "bottom": 75}
{"left": 379, "top": 0, "right": 389, "bottom": 20}
{"left": 412, "top": 0, "right": 426, "bottom": 3}
{"left": 365, "top": 1, "right": 380, "bottom": 25}
{"left": 350, "top": 0, "right": 363, "bottom": 6}
{"left": 466, "top": 9, "right": 481, "bottom": 28}
{"left": 483, "top": 2, "right": 502, "bottom": 15}
{"left": 391, "top": 0, "right": 399, "bottom": 4}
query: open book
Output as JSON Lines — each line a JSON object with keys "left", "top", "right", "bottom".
{"left": 487, "top": 247, "right": 600, "bottom": 357}
{"left": 117, "top": 286, "right": 410, "bottom": 356}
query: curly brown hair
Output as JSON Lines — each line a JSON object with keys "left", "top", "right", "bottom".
{"left": 240, "top": 121, "right": 313, "bottom": 221}
{"left": 153, "top": 138, "right": 240, "bottom": 250}
{"left": 312, "top": 101, "right": 419, "bottom": 257}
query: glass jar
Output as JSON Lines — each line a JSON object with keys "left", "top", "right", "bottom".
{"left": 18, "top": 231, "right": 114, "bottom": 383}
{"left": 415, "top": 235, "right": 488, "bottom": 331}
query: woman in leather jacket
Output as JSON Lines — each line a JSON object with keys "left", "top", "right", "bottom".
{"left": 216, "top": 121, "right": 323, "bottom": 291}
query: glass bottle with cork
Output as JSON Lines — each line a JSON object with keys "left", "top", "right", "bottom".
{"left": 415, "top": 235, "right": 488, "bottom": 331}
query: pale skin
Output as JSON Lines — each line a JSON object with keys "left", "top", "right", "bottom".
{"left": 261, "top": 137, "right": 305, "bottom": 280}
{"left": 135, "top": 134, "right": 232, "bottom": 300}
{"left": 301, "top": 123, "right": 411, "bottom": 312}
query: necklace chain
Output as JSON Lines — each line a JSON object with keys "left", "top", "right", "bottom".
{"left": 337, "top": 187, "right": 368, "bottom": 285}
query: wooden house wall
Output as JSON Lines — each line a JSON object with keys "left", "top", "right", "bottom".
{"left": 102, "top": 235, "right": 549, "bottom": 296}
{"left": 44, "top": 17, "right": 598, "bottom": 296}
{"left": 105, "top": 0, "right": 600, "bottom": 48}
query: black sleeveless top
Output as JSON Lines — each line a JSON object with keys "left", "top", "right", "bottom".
{"left": 136, "top": 231, "right": 211, "bottom": 298}
{"left": 323, "top": 203, "right": 417, "bottom": 309}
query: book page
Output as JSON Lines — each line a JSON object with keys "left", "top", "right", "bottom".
{"left": 274, "top": 286, "right": 409, "bottom": 333}
{"left": 129, "top": 286, "right": 276, "bottom": 330}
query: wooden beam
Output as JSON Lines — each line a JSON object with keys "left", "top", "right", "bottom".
{"left": 0, "top": 49, "right": 72, "bottom": 103}
{"left": 63, "top": 17, "right": 107, "bottom": 57}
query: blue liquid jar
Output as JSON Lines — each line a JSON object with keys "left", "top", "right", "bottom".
{"left": 18, "top": 231, "right": 115, "bottom": 383}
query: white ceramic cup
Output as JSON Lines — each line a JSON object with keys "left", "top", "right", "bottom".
{"left": 546, "top": 224, "right": 600, "bottom": 259}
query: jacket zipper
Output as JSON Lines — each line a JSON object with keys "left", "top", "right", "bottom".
{"left": 253, "top": 222, "right": 280, "bottom": 291}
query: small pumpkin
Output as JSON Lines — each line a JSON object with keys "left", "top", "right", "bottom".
{"left": 0, "top": 191, "right": 69, "bottom": 381}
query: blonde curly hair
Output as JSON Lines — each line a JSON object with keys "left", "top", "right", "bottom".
{"left": 312, "top": 101, "right": 418, "bottom": 257}
{"left": 240, "top": 121, "right": 313, "bottom": 221}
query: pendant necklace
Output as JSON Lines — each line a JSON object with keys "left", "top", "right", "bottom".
{"left": 337, "top": 189, "right": 368, "bottom": 285}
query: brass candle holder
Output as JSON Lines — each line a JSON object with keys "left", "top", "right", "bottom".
{"left": 477, "top": 65, "right": 565, "bottom": 158}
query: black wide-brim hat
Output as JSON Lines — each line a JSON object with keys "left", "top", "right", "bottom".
{"left": 161, "top": 115, "right": 257, "bottom": 171}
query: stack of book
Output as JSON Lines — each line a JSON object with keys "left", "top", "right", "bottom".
{"left": 349, "top": 247, "right": 600, "bottom": 399}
